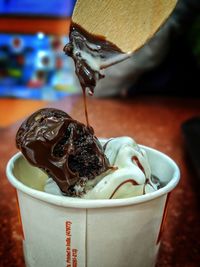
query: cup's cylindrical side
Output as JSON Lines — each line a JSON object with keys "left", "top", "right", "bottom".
{"left": 17, "top": 189, "right": 167, "bottom": 267}
{"left": 6, "top": 145, "right": 180, "bottom": 267}
{"left": 17, "top": 190, "right": 86, "bottom": 267}
{"left": 86, "top": 196, "right": 167, "bottom": 267}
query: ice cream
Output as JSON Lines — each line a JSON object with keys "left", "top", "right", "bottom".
{"left": 46, "top": 136, "right": 160, "bottom": 199}
{"left": 16, "top": 108, "right": 160, "bottom": 199}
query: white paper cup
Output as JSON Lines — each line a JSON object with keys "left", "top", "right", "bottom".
{"left": 6, "top": 145, "right": 180, "bottom": 267}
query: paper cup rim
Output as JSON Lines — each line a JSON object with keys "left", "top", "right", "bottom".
{"left": 6, "top": 145, "right": 180, "bottom": 209}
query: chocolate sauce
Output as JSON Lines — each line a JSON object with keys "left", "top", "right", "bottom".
{"left": 16, "top": 108, "right": 110, "bottom": 195}
{"left": 64, "top": 22, "right": 128, "bottom": 125}
{"left": 109, "top": 179, "right": 139, "bottom": 199}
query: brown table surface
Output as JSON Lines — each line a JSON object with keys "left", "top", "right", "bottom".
{"left": 1, "top": 95, "right": 200, "bottom": 267}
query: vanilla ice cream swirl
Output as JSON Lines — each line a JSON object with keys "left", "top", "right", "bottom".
{"left": 45, "top": 137, "right": 160, "bottom": 199}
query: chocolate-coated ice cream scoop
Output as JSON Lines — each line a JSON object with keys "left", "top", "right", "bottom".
{"left": 16, "top": 108, "right": 109, "bottom": 196}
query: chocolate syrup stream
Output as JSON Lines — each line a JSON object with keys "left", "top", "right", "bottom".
{"left": 64, "top": 22, "right": 128, "bottom": 126}
{"left": 83, "top": 87, "right": 89, "bottom": 126}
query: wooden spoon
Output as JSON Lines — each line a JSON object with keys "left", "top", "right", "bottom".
{"left": 72, "top": 0, "right": 177, "bottom": 53}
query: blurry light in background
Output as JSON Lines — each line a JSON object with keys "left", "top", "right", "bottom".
{"left": 37, "top": 32, "right": 45, "bottom": 40}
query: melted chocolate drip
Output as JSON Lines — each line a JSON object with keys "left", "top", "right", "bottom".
{"left": 16, "top": 108, "right": 110, "bottom": 195}
{"left": 64, "top": 22, "right": 125, "bottom": 125}
{"left": 109, "top": 179, "right": 139, "bottom": 199}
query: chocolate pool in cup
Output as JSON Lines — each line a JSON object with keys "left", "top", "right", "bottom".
{"left": 6, "top": 142, "right": 180, "bottom": 267}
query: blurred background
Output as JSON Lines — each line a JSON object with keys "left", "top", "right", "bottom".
{"left": 0, "top": 0, "right": 200, "bottom": 101}
{"left": 0, "top": 0, "right": 79, "bottom": 101}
